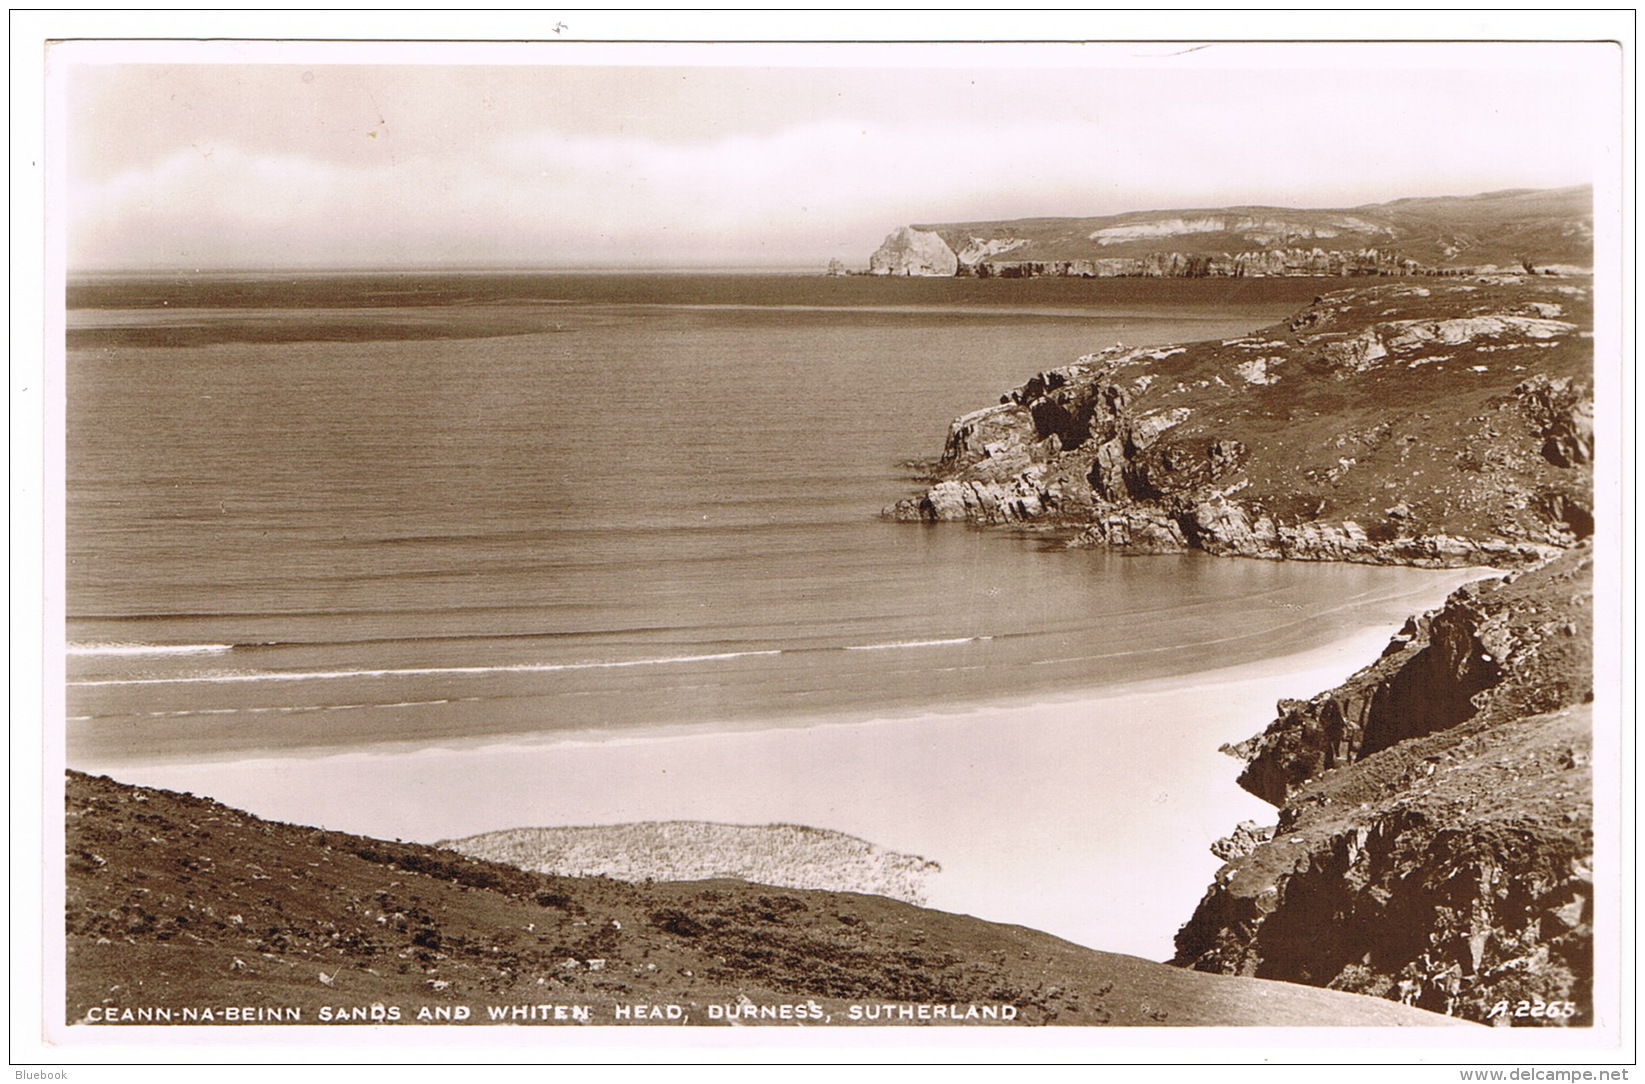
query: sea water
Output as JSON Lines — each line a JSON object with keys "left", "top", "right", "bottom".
{"left": 66, "top": 273, "right": 1456, "bottom": 765}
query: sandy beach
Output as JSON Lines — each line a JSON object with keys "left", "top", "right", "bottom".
{"left": 70, "top": 569, "right": 1485, "bottom": 963}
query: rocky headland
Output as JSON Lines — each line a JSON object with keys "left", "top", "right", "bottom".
{"left": 889, "top": 277, "right": 1593, "bottom": 569}
{"left": 868, "top": 187, "right": 1592, "bottom": 279}
{"left": 888, "top": 270, "right": 1596, "bottom": 1025}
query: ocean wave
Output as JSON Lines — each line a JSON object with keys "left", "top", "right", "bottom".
{"left": 81, "top": 699, "right": 466, "bottom": 720}
{"left": 67, "top": 649, "right": 787, "bottom": 687}
{"left": 843, "top": 636, "right": 993, "bottom": 652}
{"left": 68, "top": 642, "right": 235, "bottom": 658}
{"left": 65, "top": 634, "right": 1000, "bottom": 688}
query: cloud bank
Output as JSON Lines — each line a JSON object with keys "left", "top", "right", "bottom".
{"left": 60, "top": 50, "right": 1613, "bottom": 270}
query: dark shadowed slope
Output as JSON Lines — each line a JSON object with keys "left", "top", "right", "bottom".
{"left": 66, "top": 770, "right": 1466, "bottom": 1027}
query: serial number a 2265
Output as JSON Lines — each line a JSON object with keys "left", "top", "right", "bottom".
{"left": 1486, "top": 999, "right": 1579, "bottom": 1020}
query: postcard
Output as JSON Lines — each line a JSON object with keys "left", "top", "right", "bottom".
{"left": 13, "top": 10, "right": 1633, "bottom": 1076}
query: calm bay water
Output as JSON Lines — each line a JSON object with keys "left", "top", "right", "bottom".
{"left": 66, "top": 273, "right": 1441, "bottom": 765}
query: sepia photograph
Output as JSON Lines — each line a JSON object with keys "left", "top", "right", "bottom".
{"left": 15, "top": 11, "right": 1632, "bottom": 1074}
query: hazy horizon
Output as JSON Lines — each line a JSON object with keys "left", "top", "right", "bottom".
{"left": 64, "top": 181, "right": 1599, "bottom": 277}
{"left": 57, "top": 42, "right": 1613, "bottom": 273}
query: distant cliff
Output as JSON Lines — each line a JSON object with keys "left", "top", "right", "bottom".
{"left": 868, "top": 187, "right": 1593, "bottom": 279}
{"left": 888, "top": 277, "right": 1594, "bottom": 568}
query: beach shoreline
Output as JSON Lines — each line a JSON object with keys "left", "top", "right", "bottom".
{"left": 65, "top": 562, "right": 1495, "bottom": 768}
{"left": 66, "top": 565, "right": 1488, "bottom": 963}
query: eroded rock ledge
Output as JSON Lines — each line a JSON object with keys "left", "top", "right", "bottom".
{"left": 1174, "top": 545, "right": 1594, "bottom": 1025}
{"left": 888, "top": 279, "right": 1594, "bottom": 568}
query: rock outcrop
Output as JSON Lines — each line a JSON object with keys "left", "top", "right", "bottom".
{"left": 889, "top": 279, "right": 1594, "bottom": 568}
{"left": 440, "top": 822, "right": 942, "bottom": 906}
{"left": 1174, "top": 546, "right": 1594, "bottom": 1026}
{"left": 867, "top": 227, "right": 958, "bottom": 277}
{"left": 1229, "top": 546, "right": 1595, "bottom": 806}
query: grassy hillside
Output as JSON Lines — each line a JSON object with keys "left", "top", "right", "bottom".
{"left": 65, "top": 771, "right": 1468, "bottom": 1028}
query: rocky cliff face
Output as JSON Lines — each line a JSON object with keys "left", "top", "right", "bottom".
{"left": 1229, "top": 547, "right": 1595, "bottom": 807}
{"left": 869, "top": 242, "right": 1428, "bottom": 280}
{"left": 889, "top": 278, "right": 1594, "bottom": 568}
{"left": 971, "top": 248, "right": 1428, "bottom": 280}
{"left": 867, "top": 226, "right": 959, "bottom": 276}
{"left": 1174, "top": 546, "right": 1594, "bottom": 1025}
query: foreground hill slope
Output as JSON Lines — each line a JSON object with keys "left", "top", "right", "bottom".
{"left": 890, "top": 276, "right": 1593, "bottom": 567}
{"left": 870, "top": 187, "right": 1592, "bottom": 277}
{"left": 64, "top": 771, "right": 1464, "bottom": 1027}
{"left": 1175, "top": 544, "right": 1594, "bottom": 1026}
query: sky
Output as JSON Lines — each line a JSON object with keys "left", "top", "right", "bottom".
{"left": 55, "top": 40, "right": 1618, "bottom": 271}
